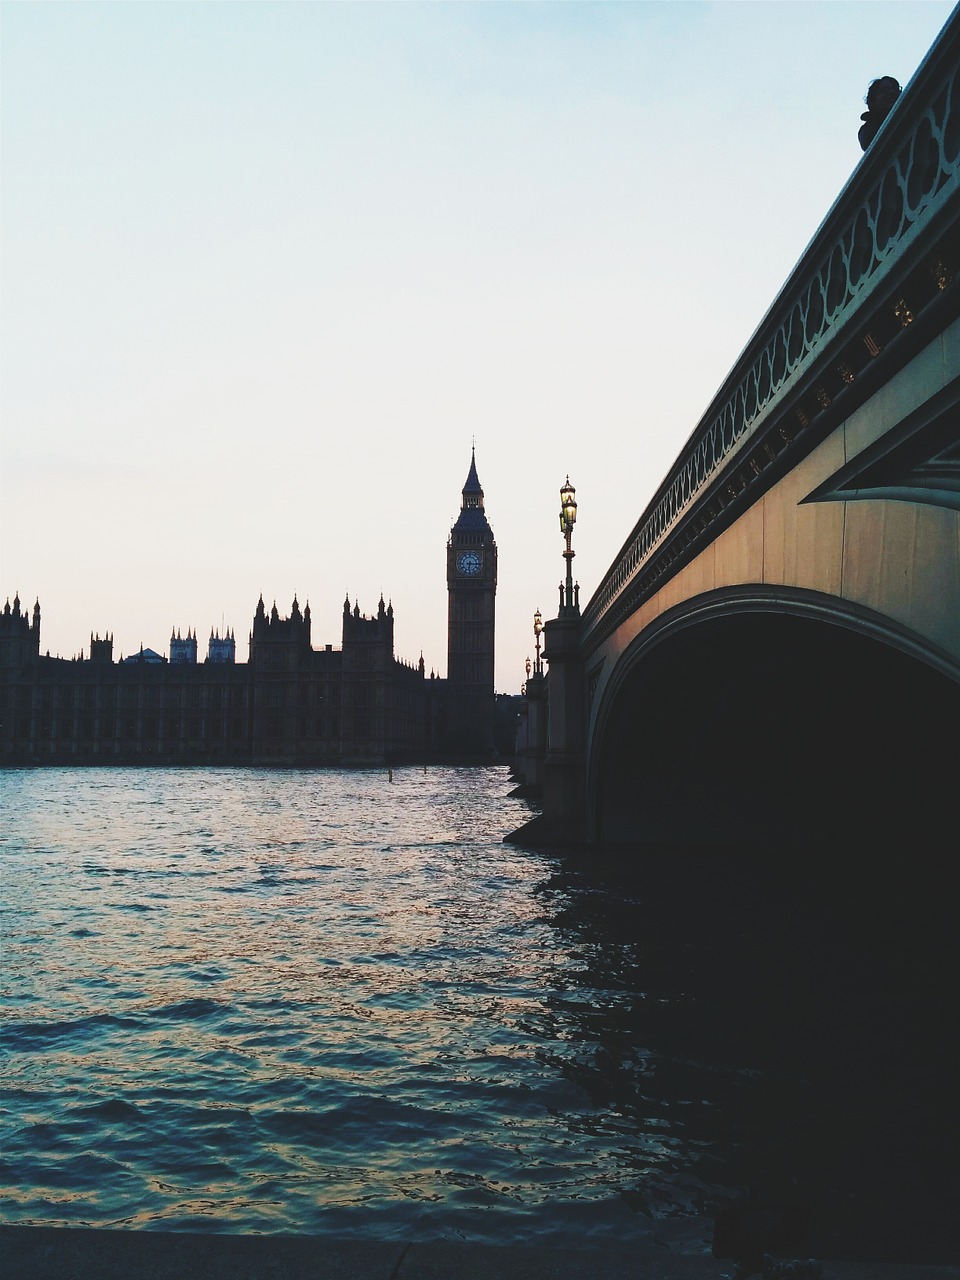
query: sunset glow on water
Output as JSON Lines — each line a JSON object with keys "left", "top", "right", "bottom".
{"left": 1, "top": 767, "right": 953, "bottom": 1261}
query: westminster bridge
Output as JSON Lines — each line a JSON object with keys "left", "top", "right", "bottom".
{"left": 516, "top": 10, "right": 960, "bottom": 846}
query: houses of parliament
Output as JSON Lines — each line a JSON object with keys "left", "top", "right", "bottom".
{"left": 1, "top": 454, "right": 512, "bottom": 766}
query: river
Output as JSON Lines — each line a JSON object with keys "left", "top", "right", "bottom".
{"left": 0, "top": 766, "right": 954, "bottom": 1262}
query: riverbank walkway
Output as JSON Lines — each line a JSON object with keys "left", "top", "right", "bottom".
{"left": 2, "top": 1227, "right": 957, "bottom": 1279}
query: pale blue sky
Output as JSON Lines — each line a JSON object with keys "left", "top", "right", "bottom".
{"left": 2, "top": 0, "right": 955, "bottom": 688}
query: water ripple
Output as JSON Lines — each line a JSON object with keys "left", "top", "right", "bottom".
{"left": 1, "top": 766, "right": 954, "bottom": 1262}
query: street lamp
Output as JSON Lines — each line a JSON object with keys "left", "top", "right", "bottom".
{"left": 559, "top": 476, "right": 579, "bottom": 614}
{"left": 533, "top": 609, "right": 543, "bottom": 673}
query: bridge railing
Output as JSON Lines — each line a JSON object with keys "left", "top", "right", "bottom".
{"left": 580, "top": 9, "right": 960, "bottom": 649}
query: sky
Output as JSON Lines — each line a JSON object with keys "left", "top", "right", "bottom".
{"left": 2, "top": 0, "right": 956, "bottom": 692}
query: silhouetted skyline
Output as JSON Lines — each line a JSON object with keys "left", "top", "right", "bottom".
{"left": 2, "top": 1, "right": 953, "bottom": 690}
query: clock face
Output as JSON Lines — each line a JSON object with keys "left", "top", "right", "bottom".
{"left": 457, "top": 550, "right": 482, "bottom": 576}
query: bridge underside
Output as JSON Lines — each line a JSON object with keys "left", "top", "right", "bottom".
{"left": 592, "top": 613, "right": 959, "bottom": 847}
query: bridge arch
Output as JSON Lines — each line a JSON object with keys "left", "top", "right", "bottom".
{"left": 588, "top": 587, "right": 959, "bottom": 847}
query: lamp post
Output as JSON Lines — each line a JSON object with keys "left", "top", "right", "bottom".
{"left": 533, "top": 609, "right": 543, "bottom": 674}
{"left": 559, "top": 476, "right": 579, "bottom": 615}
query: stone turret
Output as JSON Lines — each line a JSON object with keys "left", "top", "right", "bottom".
{"left": 342, "top": 595, "right": 394, "bottom": 650}
{"left": 207, "top": 627, "right": 236, "bottom": 664}
{"left": 170, "top": 628, "right": 198, "bottom": 664}
{"left": 249, "top": 595, "right": 312, "bottom": 671}
{"left": 0, "top": 594, "right": 41, "bottom": 669}
{"left": 89, "top": 632, "right": 114, "bottom": 664}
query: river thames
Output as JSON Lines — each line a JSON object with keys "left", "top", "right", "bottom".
{"left": 1, "top": 767, "right": 954, "bottom": 1263}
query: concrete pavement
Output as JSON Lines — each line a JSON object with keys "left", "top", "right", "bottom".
{"left": 1, "top": 1227, "right": 957, "bottom": 1280}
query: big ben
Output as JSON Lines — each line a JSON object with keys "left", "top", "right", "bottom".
{"left": 446, "top": 449, "right": 497, "bottom": 757}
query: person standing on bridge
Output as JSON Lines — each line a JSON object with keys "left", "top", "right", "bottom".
{"left": 858, "top": 75, "right": 902, "bottom": 150}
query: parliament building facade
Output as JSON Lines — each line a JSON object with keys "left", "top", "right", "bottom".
{"left": 1, "top": 454, "right": 508, "bottom": 767}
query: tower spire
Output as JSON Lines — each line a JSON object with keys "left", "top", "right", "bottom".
{"left": 461, "top": 447, "right": 483, "bottom": 511}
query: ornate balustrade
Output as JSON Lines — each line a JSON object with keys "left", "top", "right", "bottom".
{"left": 580, "top": 10, "right": 960, "bottom": 650}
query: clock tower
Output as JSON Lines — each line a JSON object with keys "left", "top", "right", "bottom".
{"left": 446, "top": 449, "right": 497, "bottom": 757}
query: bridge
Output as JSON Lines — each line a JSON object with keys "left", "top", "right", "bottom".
{"left": 514, "top": 10, "right": 960, "bottom": 847}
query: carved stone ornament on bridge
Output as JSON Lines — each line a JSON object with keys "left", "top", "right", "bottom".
{"left": 930, "top": 256, "right": 953, "bottom": 289}
{"left": 893, "top": 296, "right": 916, "bottom": 326}
{"left": 587, "top": 664, "right": 602, "bottom": 712}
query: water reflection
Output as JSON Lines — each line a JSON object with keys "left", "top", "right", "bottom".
{"left": 1, "top": 770, "right": 955, "bottom": 1262}
{"left": 529, "top": 849, "right": 957, "bottom": 1263}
